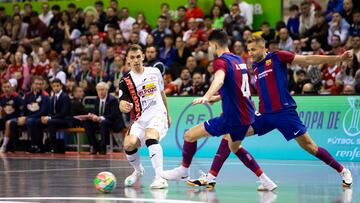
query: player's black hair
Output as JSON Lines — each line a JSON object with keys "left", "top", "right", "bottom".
{"left": 208, "top": 29, "right": 228, "bottom": 47}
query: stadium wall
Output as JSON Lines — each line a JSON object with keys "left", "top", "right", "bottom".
{"left": 139, "top": 96, "right": 360, "bottom": 162}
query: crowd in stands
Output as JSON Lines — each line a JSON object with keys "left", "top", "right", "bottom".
{"left": 0, "top": 0, "right": 359, "bottom": 153}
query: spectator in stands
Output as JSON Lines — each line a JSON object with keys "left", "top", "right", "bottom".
{"left": 176, "top": 6, "right": 188, "bottom": 31}
{"left": 59, "top": 40, "right": 74, "bottom": 68}
{"left": 105, "top": 7, "right": 119, "bottom": 30}
{"left": 9, "top": 76, "right": 49, "bottom": 153}
{"left": 172, "top": 22, "right": 184, "bottom": 39}
{"left": 349, "top": 35, "right": 360, "bottom": 62}
{"left": 82, "top": 82, "right": 124, "bottom": 155}
{"left": 161, "top": 3, "right": 173, "bottom": 29}
{"left": 32, "top": 48, "right": 50, "bottom": 77}
{"left": 114, "top": 33, "right": 128, "bottom": 56}
{"left": 301, "top": 11, "right": 329, "bottom": 50}
{"left": 95, "top": 1, "right": 107, "bottom": 32}
{"left": 302, "top": 83, "right": 316, "bottom": 94}
{"left": 40, "top": 79, "right": 71, "bottom": 153}
{"left": 22, "top": 3, "right": 33, "bottom": 24}
{"left": 287, "top": 5, "right": 300, "bottom": 39}
{"left": 144, "top": 46, "right": 166, "bottom": 75}
{"left": 89, "top": 34, "right": 107, "bottom": 59}
{"left": 235, "top": 0, "right": 253, "bottom": 29}
{"left": 349, "top": 10, "right": 360, "bottom": 37}
{"left": 164, "top": 72, "right": 178, "bottom": 96}
{"left": 74, "top": 34, "right": 90, "bottom": 61}
{"left": 0, "top": 36, "right": 11, "bottom": 61}
{"left": 260, "top": 21, "right": 276, "bottom": 47}
{"left": 48, "top": 57, "right": 66, "bottom": 85}
{"left": 24, "top": 11, "right": 49, "bottom": 45}
{"left": 67, "top": 3, "right": 77, "bottom": 21}
{"left": 354, "top": 69, "right": 360, "bottom": 93}
{"left": 129, "top": 32, "right": 145, "bottom": 49}
{"left": 178, "top": 67, "right": 192, "bottom": 95}
{"left": 173, "top": 36, "right": 191, "bottom": 68}
{"left": 189, "top": 71, "right": 209, "bottom": 96}
{"left": 278, "top": 27, "right": 293, "bottom": 51}
{"left": 326, "top": 0, "right": 344, "bottom": 21}
{"left": 288, "top": 69, "right": 297, "bottom": 95}
{"left": 321, "top": 61, "right": 342, "bottom": 94}
{"left": 39, "top": 3, "right": 53, "bottom": 27}
{"left": 152, "top": 15, "right": 172, "bottom": 48}
{"left": 232, "top": 41, "right": 249, "bottom": 64}
{"left": 210, "top": 5, "right": 224, "bottom": 29}
{"left": 0, "top": 7, "right": 10, "bottom": 27}
{"left": 109, "top": 55, "right": 125, "bottom": 93}
{"left": 299, "top": 0, "right": 315, "bottom": 35}
{"left": 49, "top": 11, "right": 73, "bottom": 52}
{"left": 6, "top": 51, "right": 30, "bottom": 92}
{"left": 42, "top": 40, "right": 57, "bottom": 60}
{"left": 75, "top": 56, "right": 95, "bottom": 96}
{"left": 11, "top": 14, "right": 28, "bottom": 42}
{"left": 305, "top": 38, "right": 324, "bottom": 91}
{"left": 109, "top": 0, "right": 119, "bottom": 14}
{"left": 213, "top": 0, "right": 230, "bottom": 15}
{"left": 183, "top": 17, "right": 206, "bottom": 50}
{"left": 132, "top": 23, "right": 148, "bottom": 46}
{"left": 343, "top": 0, "right": 353, "bottom": 25}
{"left": 223, "top": 3, "right": 247, "bottom": 42}
{"left": 119, "top": 7, "right": 135, "bottom": 41}
{"left": 328, "top": 11, "right": 350, "bottom": 45}
{"left": 0, "top": 80, "right": 23, "bottom": 153}
{"left": 186, "top": 0, "right": 205, "bottom": 19}
{"left": 104, "top": 47, "right": 115, "bottom": 76}
{"left": 294, "top": 69, "right": 311, "bottom": 94}
{"left": 159, "top": 34, "right": 176, "bottom": 68}
{"left": 336, "top": 54, "right": 359, "bottom": 86}
{"left": 328, "top": 34, "right": 346, "bottom": 55}
{"left": 49, "top": 5, "right": 61, "bottom": 29}
{"left": 268, "top": 39, "right": 279, "bottom": 52}
{"left": 136, "top": 12, "right": 152, "bottom": 34}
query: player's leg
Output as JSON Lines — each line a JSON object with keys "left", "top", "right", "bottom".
{"left": 295, "top": 132, "right": 352, "bottom": 187}
{"left": 162, "top": 122, "right": 211, "bottom": 181}
{"left": 123, "top": 123, "right": 144, "bottom": 187}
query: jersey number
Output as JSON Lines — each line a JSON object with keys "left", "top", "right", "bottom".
{"left": 235, "top": 64, "right": 251, "bottom": 98}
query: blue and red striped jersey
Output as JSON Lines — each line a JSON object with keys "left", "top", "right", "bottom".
{"left": 214, "top": 53, "right": 255, "bottom": 126}
{"left": 252, "top": 50, "right": 297, "bottom": 113}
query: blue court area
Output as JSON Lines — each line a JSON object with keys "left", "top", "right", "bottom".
{"left": 0, "top": 154, "right": 358, "bottom": 203}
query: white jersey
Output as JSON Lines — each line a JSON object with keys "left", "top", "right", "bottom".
{"left": 119, "top": 67, "right": 166, "bottom": 121}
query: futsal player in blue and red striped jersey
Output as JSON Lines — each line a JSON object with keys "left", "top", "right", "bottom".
{"left": 161, "top": 30, "right": 277, "bottom": 191}
{"left": 188, "top": 35, "right": 353, "bottom": 188}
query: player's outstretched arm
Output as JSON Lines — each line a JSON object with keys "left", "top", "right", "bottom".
{"left": 192, "top": 70, "right": 225, "bottom": 105}
{"left": 292, "top": 51, "right": 353, "bottom": 66}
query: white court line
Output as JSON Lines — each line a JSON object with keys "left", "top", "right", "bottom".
{"left": 0, "top": 197, "right": 205, "bottom": 203}
{"left": 0, "top": 201, "right": 39, "bottom": 203}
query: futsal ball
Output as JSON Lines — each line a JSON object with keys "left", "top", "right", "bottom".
{"left": 94, "top": 171, "right": 117, "bottom": 193}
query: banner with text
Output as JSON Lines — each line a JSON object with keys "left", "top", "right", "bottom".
{"left": 139, "top": 96, "right": 360, "bottom": 162}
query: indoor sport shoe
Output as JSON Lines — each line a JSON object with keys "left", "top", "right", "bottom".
{"left": 187, "top": 173, "right": 216, "bottom": 188}
{"left": 161, "top": 166, "right": 189, "bottom": 181}
{"left": 258, "top": 174, "right": 277, "bottom": 191}
{"left": 124, "top": 166, "right": 145, "bottom": 187}
{"left": 340, "top": 168, "right": 352, "bottom": 187}
{"left": 0, "top": 146, "right": 6, "bottom": 153}
{"left": 150, "top": 177, "right": 168, "bottom": 189}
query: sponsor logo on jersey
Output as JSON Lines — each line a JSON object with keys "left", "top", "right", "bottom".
{"left": 137, "top": 83, "right": 157, "bottom": 98}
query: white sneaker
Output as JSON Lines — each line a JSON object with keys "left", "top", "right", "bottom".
{"left": 0, "top": 146, "right": 6, "bottom": 153}
{"left": 161, "top": 166, "right": 189, "bottom": 181}
{"left": 340, "top": 168, "right": 352, "bottom": 187}
{"left": 258, "top": 191, "right": 278, "bottom": 203}
{"left": 258, "top": 174, "right": 277, "bottom": 191}
{"left": 150, "top": 177, "right": 168, "bottom": 189}
{"left": 124, "top": 166, "right": 145, "bottom": 187}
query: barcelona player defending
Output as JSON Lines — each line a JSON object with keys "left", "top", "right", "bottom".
{"left": 188, "top": 35, "right": 353, "bottom": 188}
{"left": 161, "top": 30, "right": 277, "bottom": 191}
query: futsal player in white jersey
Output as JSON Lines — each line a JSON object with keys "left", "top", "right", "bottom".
{"left": 119, "top": 44, "right": 171, "bottom": 189}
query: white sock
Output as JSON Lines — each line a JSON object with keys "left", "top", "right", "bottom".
{"left": 207, "top": 173, "right": 216, "bottom": 181}
{"left": 259, "top": 173, "right": 268, "bottom": 181}
{"left": 125, "top": 150, "right": 142, "bottom": 172}
{"left": 148, "top": 144, "right": 163, "bottom": 178}
{"left": 2, "top": 137, "right": 9, "bottom": 148}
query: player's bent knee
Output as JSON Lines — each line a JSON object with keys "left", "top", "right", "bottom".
{"left": 123, "top": 136, "right": 139, "bottom": 151}
{"left": 184, "top": 130, "right": 195, "bottom": 142}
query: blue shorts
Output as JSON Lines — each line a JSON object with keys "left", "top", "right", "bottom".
{"left": 204, "top": 117, "right": 250, "bottom": 141}
{"left": 252, "top": 108, "right": 307, "bottom": 141}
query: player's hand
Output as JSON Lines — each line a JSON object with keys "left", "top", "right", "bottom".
{"left": 340, "top": 51, "right": 353, "bottom": 62}
{"left": 208, "top": 95, "right": 221, "bottom": 105}
{"left": 119, "top": 101, "right": 133, "bottom": 113}
{"left": 192, "top": 97, "right": 209, "bottom": 105}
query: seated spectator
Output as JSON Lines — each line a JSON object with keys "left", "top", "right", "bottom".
{"left": 278, "top": 27, "right": 293, "bottom": 51}
{"left": 210, "top": 5, "right": 224, "bottom": 29}
{"left": 302, "top": 82, "right": 317, "bottom": 94}
{"left": 305, "top": 38, "right": 324, "bottom": 91}
{"left": 129, "top": 32, "right": 145, "bottom": 49}
{"left": 109, "top": 55, "right": 125, "bottom": 94}
{"left": 105, "top": 7, "right": 119, "bottom": 30}
{"left": 152, "top": 15, "right": 172, "bottom": 48}
{"left": 95, "top": 1, "right": 107, "bottom": 32}
{"left": 223, "top": 3, "right": 247, "bottom": 42}
{"left": 114, "top": 33, "right": 128, "bottom": 56}
{"left": 104, "top": 47, "right": 115, "bottom": 75}
{"left": 342, "top": 84, "right": 355, "bottom": 94}
{"left": 354, "top": 69, "right": 360, "bottom": 93}
{"left": 349, "top": 10, "right": 360, "bottom": 37}
{"left": 69, "top": 86, "right": 87, "bottom": 127}
{"left": 49, "top": 5, "right": 61, "bottom": 29}
{"left": 32, "top": 48, "right": 50, "bottom": 77}
{"left": 40, "top": 79, "right": 71, "bottom": 153}
{"left": 39, "top": 3, "right": 53, "bottom": 27}
{"left": 89, "top": 34, "right": 107, "bottom": 60}
{"left": 92, "top": 61, "right": 109, "bottom": 84}
{"left": 349, "top": 35, "right": 360, "bottom": 62}
{"left": 326, "top": 0, "right": 344, "bottom": 21}
{"left": 9, "top": 76, "right": 49, "bottom": 153}
{"left": 11, "top": 14, "right": 28, "bottom": 42}
{"left": 23, "top": 11, "right": 49, "bottom": 46}
{"left": 204, "top": 61, "right": 214, "bottom": 85}
{"left": 268, "top": 40, "right": 279, "bottom": 52}
{"left": 60, "top": 40, "right": 74, "bottom": 68}
{"left": 327, "top": 11, "right": 350, "bottom": 45}
{"left": 178, "top": 67, "right": 193, "bottom": 95}
{"left": 327, "top": 35, "right": 346, "bottom": 55}
{"left": 301, "top": 11, "right": 328, "bottom": 50}
{"left": 0, "top": 80, "right": 23, "bottom": 152}
{"left": 171, "top": 37, "right": 192, "bottom": 78}
{"left": 260, "top": 21, "right": 276, "bottom": 47}
{"left": 172, "top": 22, "right": 184, "bottom": 39}
{"left": 161, "top": 3, "right": 173, "bottom": 28}
{"left": 0, "top": 36, "right": 12, "bottom": 61}
{"left": 214, "top": 0, "right": 230, "bottom": 15}
{"left": 75, "top": 56, "right": 96, "bottom": 96}
{"left": 22, "top": 3, "right": 33, "bottom": 24}
{"left": 144, "top": 46, "right": 166, "bottom": 75}
{"left": 299, "top": 0, "right": 315, "bottom": 36}
{"left": 146, "top": 34, "right": 155, "bottom": 47}
{"left": 287, "top": 4, "right": 300, "bottom": 39}
{"left": 136, "top": 12, "right": 152, "bottom": 34}
{"left": 189, "top": 71, "right": 209, "bottom": 96}
{"left": 186, "top": 0, "right": 205, "bottom": 19}
{"left": 343, "top": 0, "right": 354, "bottom": 25}
{"left": 164, "top": 72, "right": 178, "bottom": 96}
{"left": 321, "top": 61, "right": 342, "bottom": 93}
{"left": 42, "top": 40, "right": 58, "bottom": 60}
{"left": 294, "top": 69, "right": 311, "bottom": 94}
{"left": 6, "top": 51, "right": 30, "bottom": 92}
{"left": 176, "top": 6, "right": 188, "bottom": 31}
{"left": 48, "top": 57, "right": 66, "bottom": 85}
{"left": 183, "top": 17, "right": 207, "bottom": 50}
{"left": 232, "top": 41, "right": 249, "bottom": 64}
{"left": 132, "top": 23, "right": 148, "bottom": 46}
{"left": 159, "top": 34, "right": 177, "bottom": 68}
{"left": 49, "top": 11, "right": 73, "bottom": 52}
{"left": 82, "top": 82, "right": 124, "bottom": 155}
{"left": 118, "top": 7, "right": 135, "bottom": 41}
{"left": 336, "top": 54, "right": 359, "bottom": 86}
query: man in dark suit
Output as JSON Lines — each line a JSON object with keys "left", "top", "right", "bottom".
{"left": 82, "top": 82, "right": 124, "bottom": 154}
{"left": 9, "top": 76, "right": 50, "bottom": 153}
{"left": 40, "top": 79, "right": 71, "bottom": 153}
